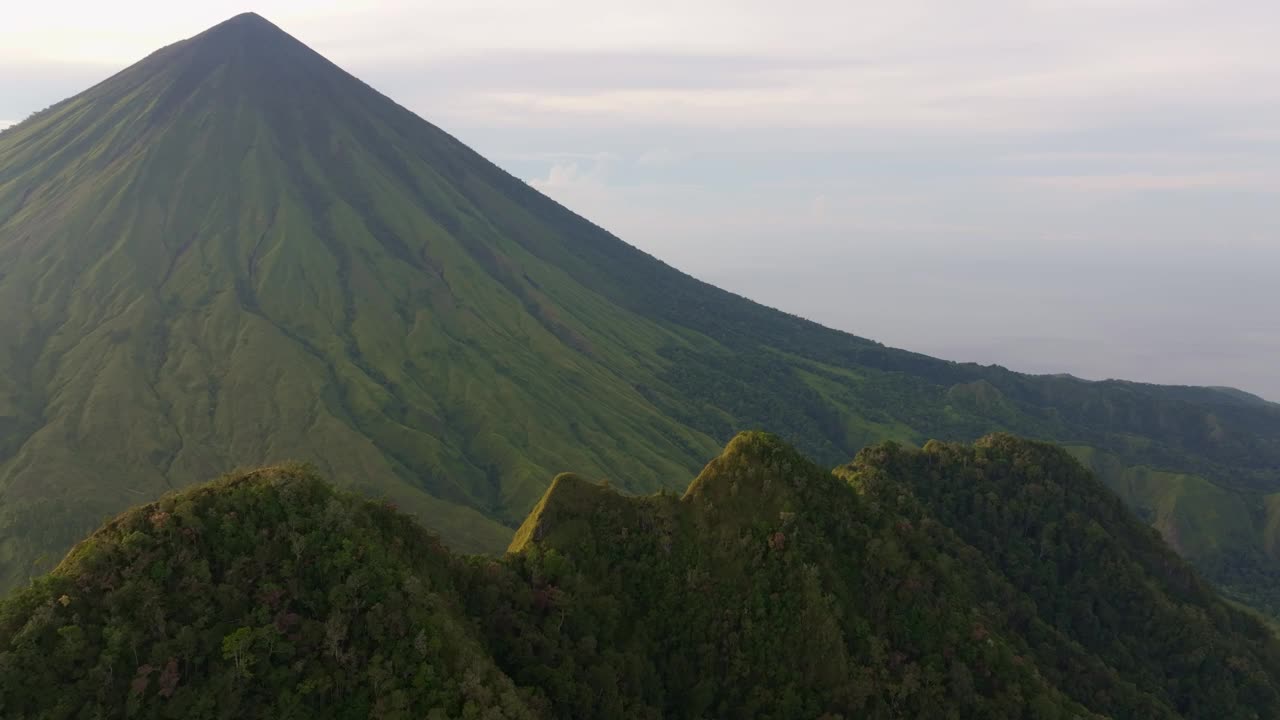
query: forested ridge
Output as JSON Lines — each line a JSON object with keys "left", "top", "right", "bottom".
{"left": 3, "top": 433, "right": 1277, "bottom": 719}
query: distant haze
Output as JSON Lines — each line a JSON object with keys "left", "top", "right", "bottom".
{"left": 3, "top": 1, "right": 1277, "bottom": 400}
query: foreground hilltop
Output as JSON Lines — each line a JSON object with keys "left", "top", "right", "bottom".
{"left": 1, "top": 12, "right": 1279, "bottom": 612}
{"left": 3, "top": 434, "right": 1277, "bottom": 718}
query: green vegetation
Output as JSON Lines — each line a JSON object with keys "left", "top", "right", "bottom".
{"left": 847, "top": 436, "right": 1280, "bottom": 715}
{"left": 4, "top": 433, "right": 1279, "bottom": 718}
{"left": 0, "top": 464, "right": 536, "bottom": 719}
{"left": 0, "top": 12, "right": 1278, "bottom": 618}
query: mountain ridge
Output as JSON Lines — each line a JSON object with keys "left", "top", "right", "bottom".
{"left": 4, "top": 433, "right": 1279, "bottom": 717}
{"left": 1, "top": 13, "right": 1279, "bottom": 616}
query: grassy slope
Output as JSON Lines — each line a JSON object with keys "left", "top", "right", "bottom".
{"left": 1066, "top": 445, "right": 1280, "bottom": 611}
{"left": 0, "top": 16, "right": 720, "bottom": 587}
{"left": 1, "top": 13, "right": 1279, "bottom": 609}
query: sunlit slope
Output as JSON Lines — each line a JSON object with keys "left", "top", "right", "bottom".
{"left": 1, "top": 13, "right": 1278, "bottom": 607}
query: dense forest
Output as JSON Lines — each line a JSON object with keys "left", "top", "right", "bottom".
{"left": 3, "top": 433, "right": 1278, "bottom": 719}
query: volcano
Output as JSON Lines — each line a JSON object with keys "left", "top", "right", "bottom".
{"left": 1, "top": 13, "right": 1278, "bottom": 605}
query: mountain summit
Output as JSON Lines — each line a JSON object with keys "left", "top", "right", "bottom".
{"left": 1, "top": 14, "right": 1279, "bottom": 606}
{"left": 178, "top": 11, "right": 288, "bottom": 43}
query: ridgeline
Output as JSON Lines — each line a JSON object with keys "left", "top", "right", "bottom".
{"left": 3, "top": 434, "right": 1278, "bottom": 718}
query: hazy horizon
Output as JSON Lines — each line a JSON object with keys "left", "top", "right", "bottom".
{"left": 2, "top": 2, "right": 1275, "bottom": 400}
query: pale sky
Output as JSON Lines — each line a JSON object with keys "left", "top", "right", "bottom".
{"left": 2, "top": 1, "right": 1277, "bottom": 400}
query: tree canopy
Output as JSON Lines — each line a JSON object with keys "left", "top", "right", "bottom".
{"left": 3, "top": 433, "right": 1279, "bottom": 718}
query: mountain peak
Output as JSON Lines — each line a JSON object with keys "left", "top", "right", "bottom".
{"left": 196, "top": 11, "right": 286, "bottom": 41}
{"left": 92, "top": 10, "right": 360, "bottom": 131}
{"left": 508, "top": 473, "right": 628, "bottom": 553}
{"left": 223, "top": 11, "right": 270, "bottom": 24}
{"left": 175, "top": 10, "right": 308, "bottom": 64}
{"left": 682, "top": 432, "right": 819, "bottom": 506}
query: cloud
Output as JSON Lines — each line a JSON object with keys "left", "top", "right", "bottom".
{"left": 354, "top": 1, "right": 1279, "bottom": 136}
{"left": 1220, "top": 127, "right": 1280, "bottom": 144}
{"left": 525, "top": 153, "right": 626, "bottom": 222}
{"left": 529, "top": 152, "right": 616, "bottom": 191}
{"left": 1024, "top": 171, "right": 1277, "bottom": 192}
{"left": 531, "top": 161, "right": 599, "bottom": 191}
{"left": 635, "top": 148, "right": 682, "bottom": 168}
{"left": 809, "top": 194, "right": 830, "bottom": 219}
{"left": 10, "top": 2, "right": 1280, "bottom": 139}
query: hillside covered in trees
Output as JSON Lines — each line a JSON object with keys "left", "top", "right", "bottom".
{"left": 3, "top": 433, "right": 1278, "bottom": 719}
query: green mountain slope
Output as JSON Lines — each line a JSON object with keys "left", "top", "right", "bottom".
{"left": 1, "top": 13, "right": 1279, "bottom": 609}
{"left": 4, "top": 434, "right": 1279, "bottom": 718}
